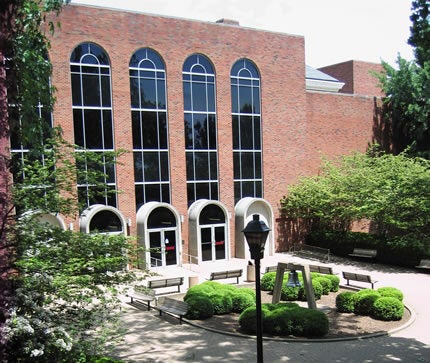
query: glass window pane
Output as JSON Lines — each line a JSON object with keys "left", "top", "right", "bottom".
{"left": 135, "top": 185, "right": 144, "bottom": 210}
{"left": 208, "top": 115, "right": 216, "bottom": 149}
{"left": 186, "top": 153, "right": 194, "bottom": 180}
{"left": 193, "top": 113, "right": 208, "bottom": 150}
{"left": 232, "top": 115, "right": 239, "bottom": 149}
{"left": 195, "top": 182, "right": 209, "bottom": 200}
{"left": 210, "top": 152, "right": 217, "bottom": 180}
{"left": 82, "top": 74, "right": 101, "bottom": 106}
{"left": 73, "top": 109, "right": 84, "bottom": 147}
{"left": 132, "top": 112, "right": 142, "bottom": 149}
{"left": 84, "top": 109, "right": 102, "bottom": 148}
{"left": 239, "top": 86, "right": 252, "bottom": 113}
{"left": 254, "top": 116, "right": 261, "bottom": 149}
{"left": 101, "top": 76, "right": 111, "bottom": 107}
{"left": 207, "top": 84, "right": 215, "bottom": 112}
{"left": 233, "top": 152, "right": 240, "bottom": 179}
{"left": 160, "top": 152, "right": 169, "bottom": 181}
{"left": 161, "top": 184, "right": 170, "bottom": 203}
{"left": 71, "top": 74, "right": 82, "bottom": 105}
{"left": 194, "top": 152, "right": 209, "bottom": 180}
{"left": 253, "top": 87, "right": 260, "bottom": 114}
{"left": 103, "top": 110, "right": 113, "bottom": 149}
{"left": 184, "top": 113, "right": 193, "bottom": 149}
{"left": 145, "top": 184, "right": 160, "bottom": 202}
{"left": 231, "top": 85, "right": 238, "bottom": 113}
{"left": 241, "top": 181, "right": 254, "bottom": 198}
{"left": 183, "top": 82, "right": 191, "bottom": 111}
{"left": 130, "top": 77, "right": 139, "bottom": 107}
{"left": 142, "top": 111, "right": 158, "bottom": 149}
{"left": 158, "top": 113, "right": 168, "bottom": 149}
{"left": 240, "top": 116, "right": 253, "bottom": 149}
{"left": 141, "top": 78, "right": 157, "bottom": 108}
{"left": 157, "top": 80, "right": 166, "bottom": 109}
{"left": 241, "top": 152, "right": 254, "bottom": 179}
{"left": 211, "top": 182, "right": 219, "bottom": 200}
{"left": 187, "top": 183, "right": 195, "bottom": 206}
{"left": 134, "top": 152, "right": 143, "bottom": 181}
{"left": 143, "top": 152, "right": 159, "bottom": 181}
{"left": 192, "top": 82, "right": 207, "bottom": 111}
{"left": 255, "top": 152, "right": 262, "bottom": 178}
{"left": 255, "top": 181, "right": 262, "bottom": 197}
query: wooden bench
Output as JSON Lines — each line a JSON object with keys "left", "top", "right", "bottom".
{"left": 295, "top": 244, "right": 331, "bottom": 262}
{"left": 348, "top": 248, "right": 377, "bottom": 260}
{"left": 147, "top": 277, "right": 184, "bottom": 294}
{"left": 309, "top": 264, "right": 335, "bottom": 275}
{"left": 264, "top": 266, "right": 278, "bottom": 273}
{"left": 342, "top": 271, "right": 378, "bottom": 289}
{"left": 415, "top": 259, "right": 430, "bottom": 271}
{"left": 154, "top": 297, "right": 188, "bottom": 324}
{"left": 209, "top": 269, "right": 243, "bottom": 284}
{"left": 127, "top": 289, "right": 155, "bottom": 311}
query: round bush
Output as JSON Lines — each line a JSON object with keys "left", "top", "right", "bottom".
{"left": 299, "top": 308, "right": 329, "bottom": 337}
{"left": 313, "top": 277, "right": 332, "bottom": 295}
{"left": 261, "top": 272, "right": 276, "bottom": 291}
{"left": 377, "top": 287, "right": 404, "bottom": 302}
{"left": 354, "top": 291, "right": 381, "bottom": 315}
{"left": 325, "top": 275, "right": 340, "bottom": 292}
{"left": 185, "top": 295, "right": 214, "bottom": 320}
{"left": 209, "top": 291, "right": 233, "bottom": 314}
{"left": 231, "top": 291, "right": 255, "bottom": 313}
{"left": 373, "top": 297, "right": 404, "bottom": 321}
{"left": 239, "top": 305, "right": 270, "bottom": 334}
{"left": 263, "top": 304, "right": 297, "bottom": 336}
{"left": 281, "top": 285, "right": 300, "bottom": 301}
{"left": 184, "top": 281, "right": 219, "bottom": 301}
{"left": 336, "top": 291, "right": 356, "bottom": 313}
{"left": 298, "top": 279, "right": 323, "bottom": 301}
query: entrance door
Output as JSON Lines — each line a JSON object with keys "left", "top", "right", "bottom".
{"left": 200, "top": 225, "right": 226, "bottom": 262}
{"left": 149, "top": 229, "right": 177, "bottom": 267}
{"left": 147, "top": 207, "right": 178, "bottom": 267}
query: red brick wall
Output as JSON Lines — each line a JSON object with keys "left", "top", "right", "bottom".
{"left": 319, "top": 60, "right": 383, "bottom": 97}
{"left": 47, "top": 4, "right": 379, "bottom": 255}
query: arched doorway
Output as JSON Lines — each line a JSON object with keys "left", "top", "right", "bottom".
{"left": 136, "top": 202, "right": 181, "bottom": 268}
{"left": 80, "top": 204, "right": 127, "bottom": 235}
{"left": 188, "top": 199, "right": 230, "bottom": 263}
{"left": 235, "top": 197, "right": 274, "bottom": 259}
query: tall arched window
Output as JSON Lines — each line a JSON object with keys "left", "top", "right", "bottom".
{"left": 70, "top": 42, "right": 117, "bottom": 209}
{"left": 182, "top": 54, "right": 218, "bottom": 206}
{"left": 230, "top": 58, "right": 262, "bottom": 204}
{"left": 129, "top": 48, "right": 170, "bottom": 210}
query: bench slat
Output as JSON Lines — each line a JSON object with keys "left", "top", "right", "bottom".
{"left": 209, "top": 269, "right": 242, "bottom": 284}
{"left": 147, "top": 277, "right": 184, "bottom": 294}
{"left": 155, "top": 297, "right": 188, "bottom": 324}
{"left": 415, "top": 259, "right": 430, "bottom": 269}
{"left": 348, "top": 248, "right": 377, "bottom": 259}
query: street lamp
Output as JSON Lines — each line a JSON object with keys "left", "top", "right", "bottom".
{"left": 242, "top": 214, "right": 271, "bottom": 363}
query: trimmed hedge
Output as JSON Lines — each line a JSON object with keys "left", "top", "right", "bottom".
{"left": 335, "top": 286, "right": 406, "bottom": 321}
{"left": 185, "top": 295, "right": 214, "bottom": 319}
{"left": 335, "top": 291, "right": 355, "bottom": 313}
{"left": 239, "top": 303, "right": 329, "bottom": 338}
{"left": 372, "top": 297, "right": 404, "bottom": 321}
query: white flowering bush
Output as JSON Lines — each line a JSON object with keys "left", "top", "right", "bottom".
{"left": 2, "top": 220, "right": 142, "bottom": 362}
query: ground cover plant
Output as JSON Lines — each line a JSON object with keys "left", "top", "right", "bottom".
{"left": 335, "top": 287, "right": 404, "bottom": 321}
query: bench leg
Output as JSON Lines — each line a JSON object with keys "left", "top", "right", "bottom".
{"left": 147, "top": 301, "right": 151, "bottom": 311}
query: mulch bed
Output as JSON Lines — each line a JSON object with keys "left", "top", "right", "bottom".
{"left": 185, "top": 288, "right": 412, "bottom": 339}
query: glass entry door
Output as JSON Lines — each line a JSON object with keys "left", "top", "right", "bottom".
{"left": 200, "top": 225, "right": 226, "bottom": 262}
{"left": 149, "top": 229, "right": 177, "bottom": 267}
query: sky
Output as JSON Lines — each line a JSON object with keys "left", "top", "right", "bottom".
{"left": 71, "top": 0, "right": 415, "bottom": 68}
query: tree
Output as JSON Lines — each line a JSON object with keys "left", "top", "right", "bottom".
{"left": 408, "top": 0, "right": 430, "bottom": 67}
{"left": 0, "top": 2, "right": 142, "bottom": 361}
{"left": 377, "top": 0, "right": 430, "bottom": 158}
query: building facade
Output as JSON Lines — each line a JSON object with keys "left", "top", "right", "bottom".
{"left": 14, "top": 4, "right": 383, "bottom": 268}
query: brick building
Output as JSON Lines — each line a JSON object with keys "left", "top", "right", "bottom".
{"left": 10, "top": 4, "right": 383, "bottom": 269}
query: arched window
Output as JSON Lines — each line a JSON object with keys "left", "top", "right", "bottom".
{"left": 70, "top": 42, "right": 117, "bottom": 209}
{"left": 230, "top": 59, "right": 262, "bottom": 204}
{"left": 182, "top": 54, "right": 218, "bottom": 206}
{"left": 129, "top": 48, "right": 170, "bottom": 210}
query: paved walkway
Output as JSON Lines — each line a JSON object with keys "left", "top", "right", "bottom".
{"left": 114, "top": 253, "right": 430, "bottom": 362}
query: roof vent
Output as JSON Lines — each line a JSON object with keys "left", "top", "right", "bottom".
{"left": 216, "top": 18, "right": 240, "bottom": 26}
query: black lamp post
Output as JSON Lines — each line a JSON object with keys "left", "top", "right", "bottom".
{"left": 242, "top": 214, "right": 271, "bottom": 363}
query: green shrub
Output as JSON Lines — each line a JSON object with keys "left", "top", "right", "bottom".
{"left": 250, "top": 303, "right": 328, "bottom": 338}
{"left": 209, "top": 291, "right": 233, "bottom": 314}
{"left": 298, "top": 279, "right": 323, "bottom": 301}
{"left": 354, "top": 291, "right": 381, "bottom": 315}
{"left": 261, "top": 272, "right": 276, "bottom": 291}
{"left": 372, "top": 297, "right": 404, "bottom": 321}
{"left": 313, "top": 276, "right": 332, "bottom": 295}
{"left": 238, "top": 304, "right": 270, "bottom": 333}
{"left": 185, "top": 295, "right": 214, "bottom": 319}
{"left": 377, "top": 287, "right": 404, "bottom": 302}
{"left": 324, "top": 275, "right": 340, "bottom": 292}
{"left": 231, "top": 291, "right": 255, "bottom": 313}
{"left": 281, "top": 285, "right": 300, "bottom": 301}
{"left": 184, "top": 281, "right": 219, "bottom": 301}
{"left": 335, "top": 291, "right": 356, "bottom": 313}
